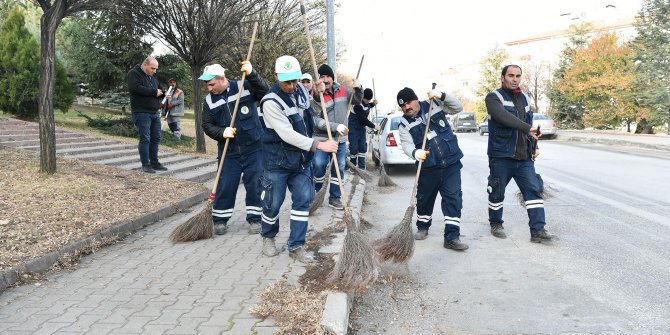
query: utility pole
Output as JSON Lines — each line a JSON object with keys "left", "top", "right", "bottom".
{"left": 326, "top": 0, "right": 336, "bottom": 80}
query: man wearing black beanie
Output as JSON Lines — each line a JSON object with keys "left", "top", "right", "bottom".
{"left": 310, "top": 63, "right": 363, "bottom": 210}
{"left": 348, "top": 88, "right": 381, "bottom": 169}
{"left": 396, "top": 86, "right": 469, "bottom": 251}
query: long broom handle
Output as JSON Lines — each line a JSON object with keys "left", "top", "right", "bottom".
{"left": 209, "top": 22, "right": 259, "bottom": 199}
{"left": 333, "top": 55, "right": 364, "bottom": 164}
{"left": 299, "top": 0, "right": 346, "bottom": 198}
{"left": 409, "top": 83, "right": 437, "bottom": 206}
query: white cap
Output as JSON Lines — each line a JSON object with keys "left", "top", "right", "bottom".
{"left": 198, "top": 64, "right": 226, "bottom": 81}
{"left": 300, "top": 73, "right": 312, "bottom": 82}
{"left": 274, "top": 55, "right": 302, "bottom": 82}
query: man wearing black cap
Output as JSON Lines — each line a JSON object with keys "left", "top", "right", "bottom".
{"left": 311, "top": 64, "right": 363, "bottom": 210}
{"left": 348, "top": 88, "right": 380, "bottom": 169}
{"left": 397, "top": 86, "right": 469, "bottom": 251}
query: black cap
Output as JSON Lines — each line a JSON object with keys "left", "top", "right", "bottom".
{"left": 397, "top": 87, "right": 418, "bottom": 106}
{"left": 318, "top": 64, "right": 335, "bottom": 79}
{"left": 363, "top": 88, "right": 374, "bottom": 100}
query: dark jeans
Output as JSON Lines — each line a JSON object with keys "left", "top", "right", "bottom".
{"left": 348, "top": 129, "right": 367, "bottom": 169}
{"left": 415, "top": 161, "right": 463, "bottom": 241}
{"left": 487, "top": 157, "right": 546, "bottom": 233}
{"left": 212, "top": 150, "right": 263, "bottom": 224}
{"left": 260, "top": 166, "right": 314, "bottom": 250}
{"left": 313, "top": 142, "right": 347, "bottom": 200}
{"left": 131, "top": 112, "right": 161, "bottom": 166}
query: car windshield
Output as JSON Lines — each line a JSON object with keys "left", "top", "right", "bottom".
{"left": 458, "top": 113, "right": 474, "bottom": 121}
{"left": 533, "top": 114, "right": 551, "bottom": 120}
{"left": 390, "top": 117, "right": 403, "bottom": 130}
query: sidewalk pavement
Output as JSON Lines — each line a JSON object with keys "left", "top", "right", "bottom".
{"left": 0, "top": 174, "right": 365, "bottom": 334}
{"left": 557, "top": 129, "right": 670, "bottom": 151}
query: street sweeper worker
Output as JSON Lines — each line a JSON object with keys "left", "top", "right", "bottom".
{"left": 396, "top": 87, "right": 469, "bottom": 251}
{"left": 258, "top": 55, "right": 338, "bottom": 263}
{"left": 199, "top": 62, "right": 269, "bottom": 236}
{"left": 485, "top": 65, "right": 554, "bottom": 243}
{"left": 348, "top": 88, "right": 381, "bottom": 169}
{"left": 310, "top": 63, "right": 363, "bottom": 210}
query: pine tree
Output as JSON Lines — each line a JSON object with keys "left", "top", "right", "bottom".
{"left": 0, "top": 7, "right": 72, "bottom": 118}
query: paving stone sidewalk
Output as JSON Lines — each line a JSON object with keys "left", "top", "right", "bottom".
{"left": 0, "top": 178, "right": 364, "bottom": 335}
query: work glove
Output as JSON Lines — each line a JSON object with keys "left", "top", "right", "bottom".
{"left": 336, "top": 124, "right": 348, "bottom": 136}
{"left": 414, "top": 149, "right": 430, "bottom": 161}
{"left": 159, "top": 103, "right": 164, "bottom": 108}
{"left": 223, "top": 127, "right": 236, "bottom": 139}
{"left": 240, "top": 61, "right": 253, "bottom": 76}
{"left": 167, "top": 103, "right": 174, "bottom": 108}
{"left": 428, "top": 89, "right": 443, "bottom": 100}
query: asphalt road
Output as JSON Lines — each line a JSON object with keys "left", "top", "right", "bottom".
{"left": 351, "top": 133, "right": 670, "bottom": 335}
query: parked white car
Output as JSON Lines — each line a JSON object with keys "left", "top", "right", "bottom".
{"left": 371, "top": 112, "right": 415, "bottom": 173}
{"left": 532, "top": 114, "right": 558, "bottom": 139}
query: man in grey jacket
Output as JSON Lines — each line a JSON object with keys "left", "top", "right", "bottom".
{"left": 310, "top": 64, "right": 363, "bottom": 209}
{"left": 161, "top": 78, "right": 184, "bottom": 140}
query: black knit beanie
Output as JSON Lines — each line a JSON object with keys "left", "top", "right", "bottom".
{"left": 363, "top": 88, "right": 374, "bottom": 100}
{"left": 397, "top": 87, "right": 418, "bottom": 106}
{"left": 318, "top": 64, "right": 335, "bottom": 78}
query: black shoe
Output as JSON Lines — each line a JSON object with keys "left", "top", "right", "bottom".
{"left": 213, "top": 222, "right": 227, "bottom": 235}
{"left": 151, "top": 163, "right": 168, "bottom": 171}
{"left": 491, "top": 224, "right": 507, "bottom": 239}
{"left": 141, "top": 165, "right": 156, "bottom": 174}
{"left": 328, "top": 198, "right": 344, "bottom": 210}
{"left": 444, "top": 238, "right": 469, "bottom": 251}
{"left": 530, "top": 229, "right": 553, "bottom": 243}
{"left": 413, "top": 229, "right": 428, "bottom": 240}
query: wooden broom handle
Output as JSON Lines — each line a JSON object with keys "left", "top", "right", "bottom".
{"left": 210, "top": 22, "right": 259, "bottom": 198}
{"left": 409, "top": 83, "right": 437, "bottom": 205}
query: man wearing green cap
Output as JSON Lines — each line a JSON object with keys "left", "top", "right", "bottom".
{"left": 199, "top": 62, "right": 268, "bottom": 235}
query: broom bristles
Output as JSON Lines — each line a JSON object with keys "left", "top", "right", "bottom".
{"left": 374, "top": 205, "right": 415, "bottom": 263}
{"left": 346, "top": 160, "right": 374, "bottom": 182}
{"left": 308, "top": 162, "right": 332, "bottom": 214}
{"left": 169, "top": 202, "right": 214, "bottom": 243}
{"left": 377, "top": 163, "right": 396, "bottom": 187}
{"left": 329, "top": 207, "right": 379, "bottom": 292}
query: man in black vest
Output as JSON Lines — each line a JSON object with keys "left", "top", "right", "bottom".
{"left": 485, "top": 65, "right": 553, "bottom": 243}
{"left": 397, "top": 87, "right": 469, "bottom": 251}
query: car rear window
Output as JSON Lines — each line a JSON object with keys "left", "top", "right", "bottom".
{"left": 533, "top": 114, "right": 550, "bottom": 120}
{"left": 390, "top": 117, "right": 403, "bottom": 130}
{"left": 458, "top": 113, "right": 475, "bottom": 121}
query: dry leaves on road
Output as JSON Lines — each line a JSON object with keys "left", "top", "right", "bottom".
{"left": 0, "top": 147, "right": 206, "bottom": 273}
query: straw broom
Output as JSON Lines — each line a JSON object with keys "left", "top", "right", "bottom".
{"left": 373, "top": 79, "right": 396, "bottom": 187}
{"left": 300, "top": 0, "right": 377, "bottom": 290}
{"left": 375, "top": 85, "right": 437, "bottom": 262}
{"left": 169, "top": 23, "right": 259, "bottom": 243}
{"left": 308, "top": 159, "right": 331, "bottom": 214}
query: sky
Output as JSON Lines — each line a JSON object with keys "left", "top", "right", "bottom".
{"left": 334, "top": 0, "right": 645, "bottom": 114}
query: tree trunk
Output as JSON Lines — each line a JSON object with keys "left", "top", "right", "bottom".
{"left": 192, "top": 65, "right": 206, "bottom": 153}
{"left": 38, "top": 4, "right": 65, "bottom": 174}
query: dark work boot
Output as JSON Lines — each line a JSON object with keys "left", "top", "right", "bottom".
{"left": 530, "top": 229, "right": 554, "bottom": 243}
{"left": 491, "top": 224, "right": 507, "bottom": 239}
{"left": 141, "top": 165, "right": 156, "bottom": 174}
{"left": 444, "top": 238, "right": 469, "bottom": 251}
{"left": 213, "top": 222, "right": 227, "bottom": 235}
{"left": 413, "top": 229, "right": 428, "bottom": 240}
{"left": 151, "top": 163, "right": 168, "bottom": 171}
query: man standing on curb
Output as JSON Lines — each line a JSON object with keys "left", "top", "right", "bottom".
{"left": 397, "top": 87, "right": 469, "bottom": 251}
{"left": 348, "top": 88, "right": 380, "bottom": 169}
{"left": 199, "top": 62, "right": 268, "bottom": 235}
{"left": 311, "top": 64, "right": 363, "bottom": 210}
{"left": 485, "top": 65, "right": 554, "bottom": 243}
{"left": 258, "top": 55, "right": 338, "bottom": 263}
{"left": 127, "top": 56, "right": 167, "bottom": 174}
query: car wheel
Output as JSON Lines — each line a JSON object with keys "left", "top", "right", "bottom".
{"left": 383, "top": 163, "right": 392, "bottom": 174}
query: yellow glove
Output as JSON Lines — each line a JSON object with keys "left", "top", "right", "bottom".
{"left": 240, "top": 61, "right": 253, "bottom": 76}
{"left": 223, "top": 127, "right": 236, "bottom": 139}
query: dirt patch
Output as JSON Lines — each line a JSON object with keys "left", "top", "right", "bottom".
{"left": 0, "top": 146, "right": 206, "bottom": 273}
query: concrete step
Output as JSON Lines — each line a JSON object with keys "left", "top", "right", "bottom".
{"left": 117, "top": 155, "right": 209, "bottom": 172}
{"left": 65, "top": 148, "right": 139, "bottom": 161}
{"left": 96, "top": 152, "right": 178, "bottom": 166}
{"left": 172, "top": 166, "right": 217, "bottom": 183}
{"left": 19, "top": 140, "right": 120, "bottom": 151}
{"left": 0, "top": 128, "right": 68, "bottom": 135}
{"left": 0, "top": 132, "right": 86, "bottom": 141}
{"left": 0, "top": 136, "right": 114, "bottom": 148}
{"left": 55, "top": 143, "right": 136, "bottom": 156}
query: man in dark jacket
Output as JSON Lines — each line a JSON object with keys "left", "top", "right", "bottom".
{"left": 485, "top": 65, "right": 553, "bottom": 243}
{"left": 127, "top": 56, "right": 167, "bottom": 173}
{"left": 397, "top": 87, "right": 469, "bottom": 251}
{"left": 199, "top": 62, "right": 268, "bottom": 235}
{"left": 348, "top": 88, "right": 380, "bottom": 169}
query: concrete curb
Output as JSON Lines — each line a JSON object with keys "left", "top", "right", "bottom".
{"left": 320, "top": 177, "right": 367, "bottom": 335}
{"left": 0, "top": 190, "right": 209, "bottom": 292}
{"left": 558, "top": 134, "right": 670, "bottom": 151}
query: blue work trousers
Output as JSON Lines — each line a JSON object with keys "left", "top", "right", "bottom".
{"left": 348, "top": 130, "right": 367, "bottom": 169}
{"left": 415, "top": 161, "right": 463, "bottom": 241}
{"left": 212, "top": 150, "right": 263, "bottom": 224}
